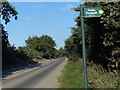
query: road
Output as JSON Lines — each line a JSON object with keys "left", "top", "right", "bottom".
{"left": 2, "top": 58, "right": 67, "bottom": 88}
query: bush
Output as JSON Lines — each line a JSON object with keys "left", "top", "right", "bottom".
{"left": 68, "top": 54, "right": 80, "bottom": 62}
{"left": 88, "top": 64, "right": 119, "bottom": 88}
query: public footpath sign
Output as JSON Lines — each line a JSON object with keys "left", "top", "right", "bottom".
{"left": 84, "top": 7, "right": 104, "bottom": 18}
{"left": 80, "top": 5, "right": 104, "bottom": 89}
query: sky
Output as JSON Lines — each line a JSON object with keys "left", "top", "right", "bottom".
{"left": 2, "top": 2, "right": 84, "bottom": 49}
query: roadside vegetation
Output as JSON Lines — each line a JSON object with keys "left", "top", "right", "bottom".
{"left": 2, "top": 25, "right": 66, "bottom": 70}
{"left": 87, "top": 63, "right": 118, "bottom": 88}
{"left": 59, "top": 58, "right": 118, "bottom": 88}
{"left": 59, "top": 2, "right": 119, "bottom": 88}
{"left": 58, "top": 59, "right": 84, "bottom": 88}
{"left": 1, "top": 1, "right": 66, "bottom": 70}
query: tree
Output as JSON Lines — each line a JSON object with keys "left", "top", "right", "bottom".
{"left": 83, "top": 2, "right": 120, "bottom": 71}
{"left": 20, "top": 35, "right": 57, "bottom": 59}
{"left": 1, "top": 24, "right": 20, "bottom": 70}
{"left": 1, "top": 0, "right": 18, "bottom": 24}
{"left": 57, "top": 47, "right": 66, "bottom": 57}
{"left": 0, "top": 1, "right": 29, "bottom": 70}
{"left": 64, "top": 27, "right": 82, "bottom": 60}
{"left": 68, "top": 2, "right": 120, "bottom": 71}
{"left": 1, "top": 24, "right": 10, "bottom": 65}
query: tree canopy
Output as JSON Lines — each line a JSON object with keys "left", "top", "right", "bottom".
{"left": 18, "top": 35, "right": 58, "bottom": 59}
{"left": 1, "top": 0, "right": 18, "bottom": 24}
{"left": 65, "top": 2, "right": 120, "bottom": 72}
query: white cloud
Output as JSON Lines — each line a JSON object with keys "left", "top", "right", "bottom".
{"left": 25, "top": 17, "right": 32, "bottom": 20}
{"left": 61, "top": 5, "right": 75, "bottom": 11}
{"left": 32, "top": 5, "right": 44, "bottom": 8}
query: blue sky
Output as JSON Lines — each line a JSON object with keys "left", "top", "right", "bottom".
{"left": 3, "top": 2, "right": 84, "bottom": 49}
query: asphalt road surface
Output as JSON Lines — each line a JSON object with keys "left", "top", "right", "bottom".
{"left": 2, "top": 58, "right": 67, "bottom": 88}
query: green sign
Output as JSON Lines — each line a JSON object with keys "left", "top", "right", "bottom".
{"left": 84, "top": 7, "right": 104, "bottom": 18}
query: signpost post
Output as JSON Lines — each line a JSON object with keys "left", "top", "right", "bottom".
{"left": 80, "top": 5, "right": 104, "bottom": 89}
{"left": 80, "top": 5, "right": 88, "bottom": 89}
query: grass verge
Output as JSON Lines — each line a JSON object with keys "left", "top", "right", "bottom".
{"left": 58, "top": 58, "right": 119, "bottom": 88}
{"left": 58, "top": 60, "right": 84, "bottom": 88}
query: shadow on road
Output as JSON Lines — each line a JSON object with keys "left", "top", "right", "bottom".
{"left": 2, "top": 63, "right": 42, "bottom": 79}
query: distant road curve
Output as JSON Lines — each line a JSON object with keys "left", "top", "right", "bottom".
{"left": 2, "top": 58, "right": 67, "bottom": 88}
